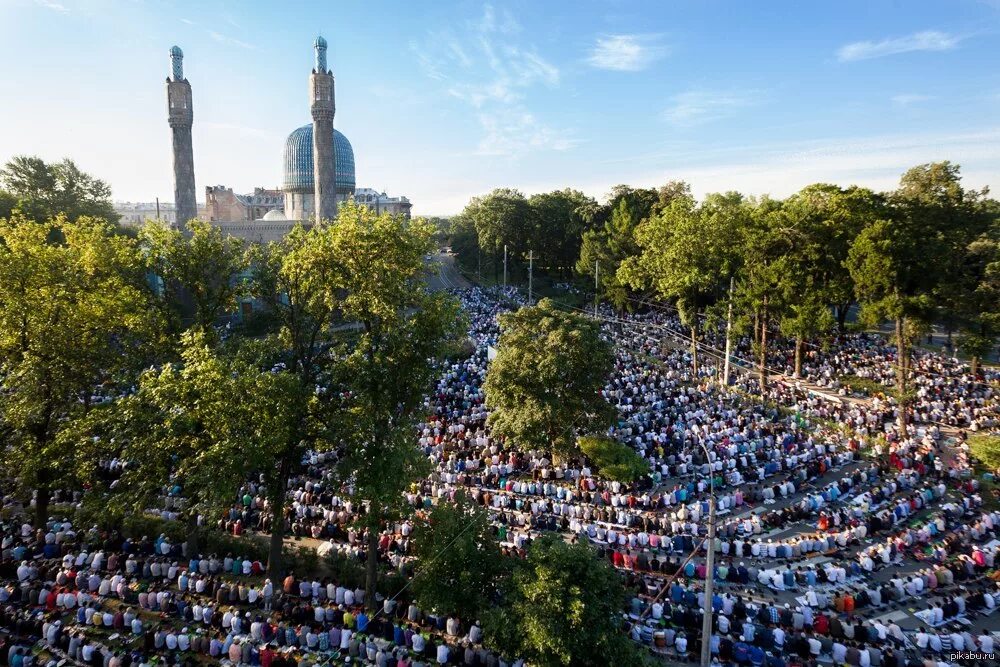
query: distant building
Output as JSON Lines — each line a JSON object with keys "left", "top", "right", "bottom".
{"left": 205, "top": 186, "right": 284, "bottom": 222}
{"left": 353, "top": 188, "right": 412, "bottom": 218}
{"left": 163, "top": 38, "right": 411, "bottom": 243}
{"left": 114, "top": 200, "right": 207, "bottom": 227}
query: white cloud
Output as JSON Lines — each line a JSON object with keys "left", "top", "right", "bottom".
{"left": 411, "top": 4, "right": 566, "bottom": 157}
{"left": 663, "top": 90, "right": 761, "bottom": 126}
{"left": 33, "top": 0, "right": 69, "bottom": 12}
{"left": 891, "top": 93, "right": 934, "bottom": 106}
{"left": 837, "top": 30, "right": 959, "bottom": 62}
{"left": 208, "top": 31, "right": 254, "bottom": 50}
{"left": 587, "top": 34, "right": 667, "bottom": 71}
{"left": 476, "top": 109, "right": 579, "bottom": 156}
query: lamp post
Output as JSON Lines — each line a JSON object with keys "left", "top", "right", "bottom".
{"left": 698, "top": 442, "right": 716, "bottom": 667}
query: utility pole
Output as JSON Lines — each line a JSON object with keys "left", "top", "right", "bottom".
{"left": 594, "top": 260, "right": 600, "bottom": 317}
{"left": 723, "top": 276, "right": 734, "bottom": 386}
{"left": 528, "top": 250, "right": 533, "bottom": 305}
{"left": 503, "top": 244, "right": 508, "bottom": 290}
{"left": 155, "top": 197, "right": 161, "bottom": 222}
{"left": 700, "top": 447, "right": 716, "bottom": 667}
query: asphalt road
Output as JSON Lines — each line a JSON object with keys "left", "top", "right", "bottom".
{"left": 426, "top": 250, "right": 471, "bottom": 291}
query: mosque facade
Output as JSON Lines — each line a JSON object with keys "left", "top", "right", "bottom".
{"left": 167, "top": 38, "right": 410, "bottom": 242}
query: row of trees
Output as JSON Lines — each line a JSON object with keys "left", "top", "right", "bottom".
{"left": 453, "top": 164, "right": 1000, "bottom": 433}
{"left": 0, "top": 202, "right": 463, "bottom": 607}
{"left": 0, "top": 155, "right": 645, "bottom": 663}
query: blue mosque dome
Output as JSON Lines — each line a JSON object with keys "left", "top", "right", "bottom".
{"left": 282, "top": 124, "right": 355, "bottom": 195}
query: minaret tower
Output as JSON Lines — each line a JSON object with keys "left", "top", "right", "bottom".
{"left": 310, "top": 36, "right": 337, "bottom": 223}
{"left": 166, "top": 46, "right": 197, "bottom": 227}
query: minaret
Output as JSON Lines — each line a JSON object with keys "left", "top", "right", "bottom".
{"left": 167, "top": 46, "right": 197, "bottom": 227}
{"left": 310, "top": 36, "right": 337, "bottom": 223}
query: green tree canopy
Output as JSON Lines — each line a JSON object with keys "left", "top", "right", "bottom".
{"left": 848, "top": 162, "right": 990, "bottom": 431}
{"left": 484, "top": 298, "right": 614, "bottom": 460}
{"left": 0, "top": 215, "right": 155, "bottom": 526}
{"left": 576, "top": 198, "right": 643, "bottom": 310}
{"left": 528, "top": 189, "right": 596, "bottom": 276}
{"left": 462, "top": 188, "right": 532, "bottom": 281}
{"left": 411, "top": 491, "right": 509, "bottom": 620}
{"left": 0, "top": 156, "right": 118, "bottom": 224}
{"left": 484, "top": 535, "right": 643, "bottom": 667}
{"left": 620, "top": 191, "right": 746, "bottom": 375}
{"left": 329, "top": 203, "right": 464, "bottom": 606}
{"left": 85, "top": 330, "right": 299, "bottom": 552}
{"left": 577, "top": 435, "right": 649, "bottom": 483}
{"left": 140, "top": 219, "right": 251, "bottom": 335}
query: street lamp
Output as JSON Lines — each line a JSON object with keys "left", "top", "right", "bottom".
{"left": 697, "top": 441, "right": 716, "bottom": 667}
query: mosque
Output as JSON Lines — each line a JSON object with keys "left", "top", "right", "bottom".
{"left": 166, "top": 37, "right": 410, "bottom": 243}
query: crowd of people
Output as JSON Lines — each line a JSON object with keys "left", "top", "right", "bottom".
{"left": 2, "top": 285, "right": 999, "bottom": 666}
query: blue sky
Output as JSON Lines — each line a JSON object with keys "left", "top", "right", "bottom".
{"left": 1, "top": 0, "right": 998, "bottom": 215}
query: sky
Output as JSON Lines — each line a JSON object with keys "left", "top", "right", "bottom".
{"left": 1, "top": 0, "right": 999, "bottom": 216}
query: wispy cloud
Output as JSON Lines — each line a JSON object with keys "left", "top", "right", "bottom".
{"left": 891, "top": 93, "right": 934, "bottom": 107}
{"left": 477, "top": 110, "right": 579, "bottom": 156}
{"left": 663, "top": 90, "right": 762, "bottom": 126}
{"left": 411, "top": 3, "right": 570, "bottom": 157}
{"left": 837, "top": 30, "right": 960, "bottom": 62}
{"left": 180, "top": 18, "right": 195, "bottom": 26}
{"left": 33, "top": 0, "right": 69, "bottom": 12}
{"left": 208, "top": 31, "right": 254, "bottom": 50}
{"left": 587, "top": 34, "right": 667, "bottom": 72}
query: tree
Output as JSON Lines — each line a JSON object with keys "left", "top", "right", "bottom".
{"left": 951, "top": 204, "right": 999, "bottom": 376}
{"left": 140, "top": 219, "right": 250, "bottom": 334}
{"left": 86, "top": 330, "right": 297, "bottom": 554}
{"left": 848, "top": 162, "right": 990, "bottom": 433}
{"left": 528, "top": 189, "right": 597, "bottom": 276}
{"left": 0, "top": 215, "right": 154, "bottom": 527}
{"left": 577, "top": 435, "right": 649, "bottom": 483}
{"left": 484, "top": 299, "right": 614, "bottom": 461}
{"left": 330, "top": 202, "right": 464, "bottom": 608}
{"left": 410, "top": 491, "right": 509, "bottom": 620}
{"left": 733, "top": 196, "right": 800, "bottom": 392}
{"left": 620, "top": 192, "right": 745, "bottom": 376}
{"left": 462, "top": 189, "right": 532, "bottom": 282}
{"left": 783, "top": 184, "right": 880, "bottom": 332}
{"left": 576, "top": 198, "right": 642, "bottom": 310}
{"left": 447, "top": 213, "right": 481, "bottom": 274}
{"left": 484, "top": 535, "right": 644, "bottom": 667}
{"left": 249, "top": 222, "right": 349, "bottom": 577}
{"left": 0, "top": 156, "right": 118, "bottom": 224}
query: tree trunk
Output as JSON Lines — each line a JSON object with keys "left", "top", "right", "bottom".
{"left": 758, "top": 303, "right": 768, "bottom": 394}
{"left": 690, "top": 325, "right": 699, "bottom": 378}
{"left": 34, "top": 485, "right": 50, "bottom": 530}
{"left": 185, "top": 509, "right": 200, "bottom": 558}
{"left": 836, "top": 304, "right": 849, "bottom": 332}
{"left": 971, "top": 356, "right": 980, "bottom": 380}
{"left": 266, "top": 456, "right": 292, "bottom": 579}
{"left": 365, "top": 525, "right": 380, "bottom": 611}
{"left": 895, "top": 317, "right": 908, "bottom": 435}
{"left": 794, "top": 335, "right": 803, "bottom": 379}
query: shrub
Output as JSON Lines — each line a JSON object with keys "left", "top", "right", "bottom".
{"left": 578, "top": 435, "right": 649, "bottom": 483}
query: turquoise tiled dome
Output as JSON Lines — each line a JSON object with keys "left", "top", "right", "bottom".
{"left": 282, "top": 124, "right": 355, "bottom": 195}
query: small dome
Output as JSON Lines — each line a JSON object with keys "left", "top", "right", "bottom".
{"left": 314, "top": 35, "right": 327, "bottom": 49}
{"left": 169, "top": 45, "right": 183, "bottom": 58}
{"left": 282, "top": 124, "right": 356, "bottom": 195}
{"left": 261, "top": 209, "right": 286, "bottom": 221}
